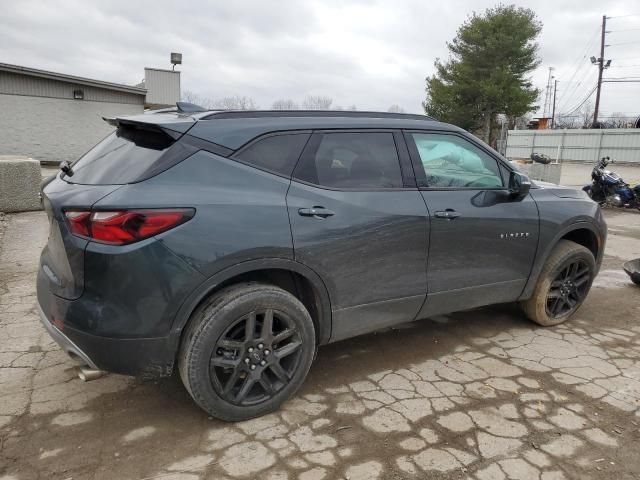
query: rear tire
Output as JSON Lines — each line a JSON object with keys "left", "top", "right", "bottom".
{"left": 521, "top": 240, "right": 596, "bottom": 326}
{"left": 178, "top": 283, "right": 316, "bottom": 421}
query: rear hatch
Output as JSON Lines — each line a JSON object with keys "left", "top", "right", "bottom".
{"left": 40, "top": 113, "right": 195, "bottom": 300}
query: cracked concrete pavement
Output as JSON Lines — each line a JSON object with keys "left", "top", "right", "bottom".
{"left": 1, "top": 208, "right": 640, "bottom": 480}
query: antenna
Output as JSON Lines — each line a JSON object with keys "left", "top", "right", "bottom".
{"left": 170, "top": 52, "right": 182, "bottom": 71}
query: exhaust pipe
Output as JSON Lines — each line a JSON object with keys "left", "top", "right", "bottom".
{"left": 78, "top": 366, "right": 106, "bottom": 382}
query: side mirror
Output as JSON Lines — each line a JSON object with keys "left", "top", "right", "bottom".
{"left": 509, "top": 171, "right": 531, "bottom": 198}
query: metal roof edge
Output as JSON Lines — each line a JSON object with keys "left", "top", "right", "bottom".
{"left": 144, "top": 67, "right": 180, "bottom": 74}
{"left": 0, "top": 62, "right": 147, "bottom": 96}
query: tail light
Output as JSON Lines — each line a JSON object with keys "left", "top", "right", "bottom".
{"left": 64, "top": 209, "right": 194, "bottom": 245}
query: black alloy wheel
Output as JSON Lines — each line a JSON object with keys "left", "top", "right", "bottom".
{"left": 210, "top": 308, "right": 303, "bottom": 406}
{"left": 545, "top": 259, "right": 591, "bottom": 318}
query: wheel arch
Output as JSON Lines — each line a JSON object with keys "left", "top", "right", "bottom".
{"left": 519, "top": 221, "right": 604, "bottom": 301}
{"left": 170, "top": 258, "right": 332, "bottom": 346}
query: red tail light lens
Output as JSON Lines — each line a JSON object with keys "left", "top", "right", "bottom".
{"left": 64, "top": 209, "right": 194, "bottom": 245}
{"left": 65, "top": 211, "right": 92, "bottom": 237}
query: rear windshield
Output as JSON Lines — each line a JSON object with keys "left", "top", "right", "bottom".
{"left": 64, "top": 126, "right": 175, "bottom": 185}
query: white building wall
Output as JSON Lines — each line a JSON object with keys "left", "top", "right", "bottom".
{"left": 0, "top": 94, "right": 142, "bottom": 163}
{"left": 506, "top": 129, "right": 640, "bottom": 164}
{"left": 144, "top": 68, "right": 180, "bottom": 107}
{"left": 0, "top": 70, "right": 145, "bottom": 104}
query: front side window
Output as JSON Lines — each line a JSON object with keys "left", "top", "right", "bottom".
{"left": 234, "top": 133, "right": 310, "bottom": 176}
{"left": 410, "top": 133, "right": 503, "bottom": 189}
{"left": 294, "top": 132, "right": 403, "bottom": 189}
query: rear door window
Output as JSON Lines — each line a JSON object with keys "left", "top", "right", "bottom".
{"left": 234, "top": 133, "right": 310, "bottom": 176}
{"left": 293, "top": 132, "right": 403, "bottom": 189}
{"left": 66, "top": 127, "right": 175, "bottom": 185}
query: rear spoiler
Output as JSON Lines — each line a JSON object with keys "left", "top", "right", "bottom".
{"left": 102, "top": 112, "right": 196, "bottom": 138}
{"left": 102, "top": 116, "right": 119, "bottom": 127}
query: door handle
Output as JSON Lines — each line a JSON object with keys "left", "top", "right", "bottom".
{"left": 298, "top": 206, "right": 335, "bottom": 219}
{"left": 434, "top": 209, "right": 462, "bottom": 220}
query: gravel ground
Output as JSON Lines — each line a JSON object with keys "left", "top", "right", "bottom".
{"left": 1, "top": 208, "right": 639, "bottom": 480}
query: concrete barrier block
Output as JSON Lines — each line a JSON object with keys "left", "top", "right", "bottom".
{"left": 0, "top": 156, "right": 42, "bottom": 212}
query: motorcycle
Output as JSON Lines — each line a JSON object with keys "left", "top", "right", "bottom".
{"left": 583, "top": 156, "right": 640, "bottom": 210}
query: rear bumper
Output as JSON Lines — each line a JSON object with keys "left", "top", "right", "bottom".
{"left": 36, "top": 270, "right": 179, "bottom": 378}
{"left": 37, "top": 298, "right": 178, "bottom": 378}
{"left": 37, "top": 303, "right": 98, "bottom": 369}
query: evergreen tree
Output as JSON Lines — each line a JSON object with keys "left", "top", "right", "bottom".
{"left": 423, "top": 5, "right": 542, "bottom": 143}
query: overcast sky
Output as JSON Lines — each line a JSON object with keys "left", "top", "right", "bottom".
{"left": 2, "top": 0, "right": 639, "bottom": 118}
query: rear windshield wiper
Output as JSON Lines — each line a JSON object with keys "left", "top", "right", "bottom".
{"left": 60, "top": 161, "right": 74, "bottom": 177}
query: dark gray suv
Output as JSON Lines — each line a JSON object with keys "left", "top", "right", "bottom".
{"left": 37, "top": 105, "right": 606, "bottom": 420}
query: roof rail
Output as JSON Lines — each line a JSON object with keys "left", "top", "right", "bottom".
{"left": 201, "top": 110, "right": 435, "bottom": 121}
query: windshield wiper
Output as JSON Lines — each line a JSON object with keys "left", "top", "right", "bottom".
{"left": 60, "top": 161, "right": 74, "bottom": 177}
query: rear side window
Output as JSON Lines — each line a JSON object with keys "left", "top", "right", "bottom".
{"left": 294, "top": 132, "right": 403, "bottom": 189}
{"left": 234, "top": 133, "right": 310, "bottom": 176}
{"left": 66, "top": 127, "right": 175, "bottom": 185}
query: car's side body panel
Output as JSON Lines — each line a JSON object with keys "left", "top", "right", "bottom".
{"left": 166, "top": 257, "right": 334, "bottom": 345}
{"left": 284, "top": 129, "right": 430, "bottom": 342}
{"left": 418, "top": 190, "right": 540, "bottom": 317}
{"left": 400, "top": 129, "right": 541, "bottom": 317}
{"left": 287, "top": 181, "right": 430, "bottom": 341}
{"left": 95, "top": 150, "right": 296, "bottom": 277}
{"left": 519, "top": 187, "right": 606, "bottom": 300}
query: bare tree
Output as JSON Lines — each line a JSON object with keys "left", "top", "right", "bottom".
{"left": 181, "top": 90, "right": 214, "bottom": 109}
{"left": 388, "top": 104, "right": 405, "bottom": 113}
{"left": 580, "top": 101, "right": 594, "bottom": 128}
{"left": 272, "top": 99, "right": 299, "bottom": 110}
{"left": 212, "top": 96, "right": 258, "bottom": 110}
{"left": 604, "top": 112, "right": 633, "bottom": 128}
{"left": 554, "top": 101, "right": 596, "bottom": 129}
{"left": 512, "top": 115, "right": 531, "bottom": 129}
{"left": 181, "top": 91, "right": 259, "bottom": 110}
{"left": 554, "top": 114, "right": 580, "bottom": 129}
{"left": 302, "top": 95, "right": 333, "bottom": 110}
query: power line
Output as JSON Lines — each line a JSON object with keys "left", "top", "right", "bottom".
{"left": 607, "top": 41, "right": 640, "bottom": 46}
{"left": 607, "top": 13, "right": 640, "bottom": 19}
{"left": 556, "top": 64, "right": 597, "bottom": 111}
{"left": 556, "top": 69, "right": 598, "bottom": 113}
{"left": 554, "top": 28, "right": 601, "bottom": 112}
{"left": 555, "top": 27, "right": 600, "bottom": 87}
{"left": 560, "top": 85, "right": 597, "bottom": 115}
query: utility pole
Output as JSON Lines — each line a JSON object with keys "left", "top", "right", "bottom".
{"left": 542, "top": 67, "right": 554, "bottom": 117}
{"left": 551, "top": 80, "right": 558, "bottom": 128}
{"left": 593, "top": 15, "right": 608, "bottom": 126}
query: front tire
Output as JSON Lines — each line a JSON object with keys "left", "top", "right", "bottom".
{"left": 178, "top": 283, "right": 316, "bottom": 421}
{"left": 521, "top": 240, "right": 596, "bottom": 326}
